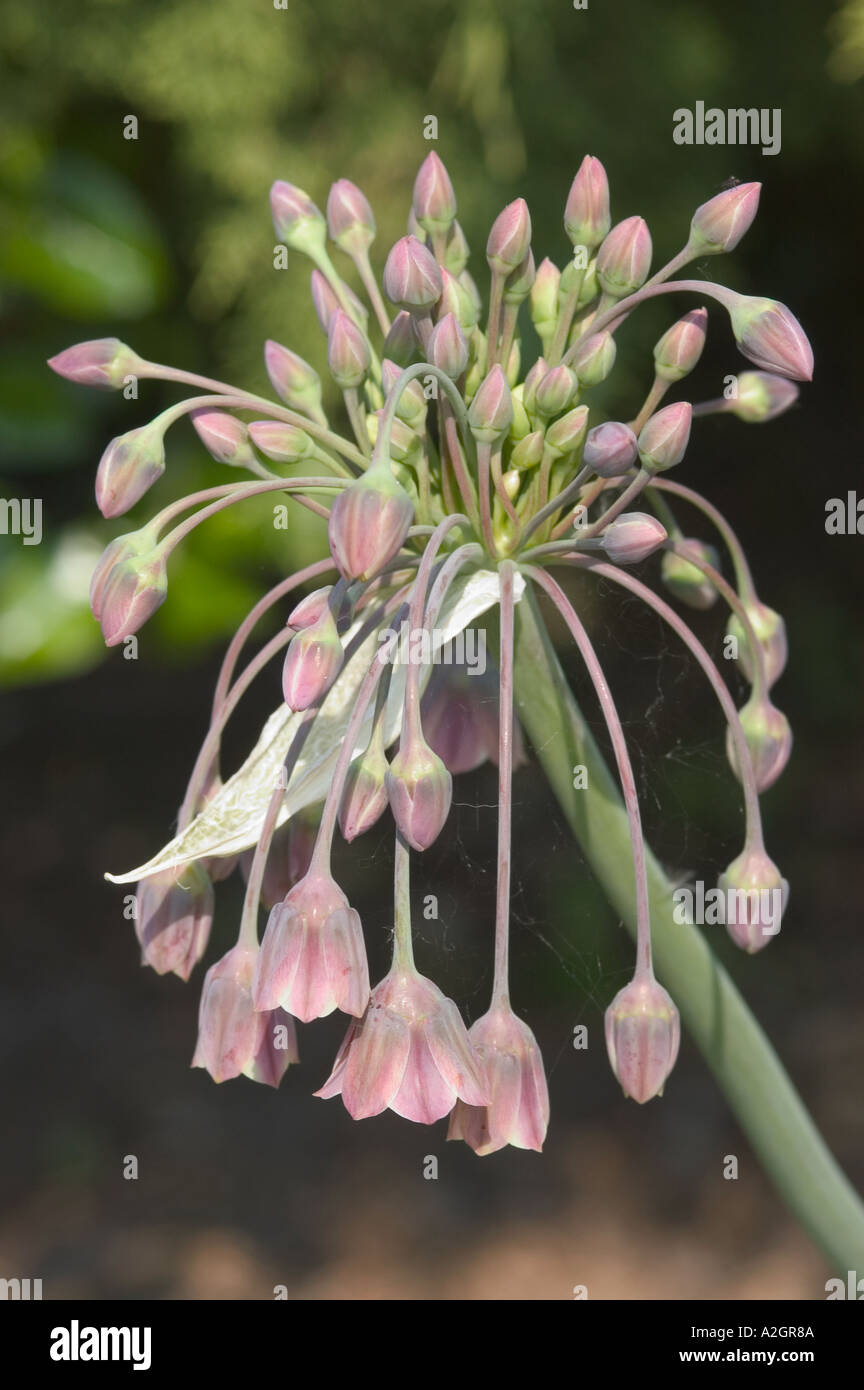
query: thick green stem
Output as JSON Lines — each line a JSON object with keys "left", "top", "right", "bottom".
{"left": 511, "top": 587, "right": 864, "bottom": 1273}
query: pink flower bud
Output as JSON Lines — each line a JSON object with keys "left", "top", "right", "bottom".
{"left": 327, "top": 309, "right": 371, "bottom": 389}
{"left": 310, "top": 269, "right": 368, "bottom": 333}
{"left": 726, "top": 294, "right": 813, "bottom": 381}
{"left": 443, "top": 221, "right": 470, "bottom": 275}
{"left": 660, "top": 539, "right": 720, "bottom": 611}
{"left": 95, "top": 423, "right": 166, "bottom": 518}
{"left": 315, "top": 964, "right": 487, "bottom": 1122}
{"left": 605, "top": 975, "right": 680, "bottom": 1103}
{"left": 98, "top": 549, "right": 168, "bottom": 646}
{"left": 339, "top": 735, "right": 390, "bottom": 842}
{"left": 653, "top": 308, "right": 708, "bottom": 383}
{"left": 383, "top": 235, "right": 443, "bottom": 311}
{"left": 382, "top": 310, "right": 418, "bottom": 366}
{"left": 438, "top": 268, "right": 477, "bottom": 333}
{"left": 535, "top": 364, "right": 578, "bottom": 417}
{"left": 381, "top": 360, "right": 427, "bottom": 428}
{"left": 421, "top": 663, "right": 526, "bottom": 775}
{"left": 564, "top": 155, "right": 611, "bottom": 251}
{"left": 596, "top": 216, "right": 652, "bottom": 298}
{"left": 252, "top": 869, "right": 370, "bottom": 1022}
{"left": 521, "top": 356, "right": 547, "bottom": 415}
{"left": 412, "top": 152, "right": 457, "bottom": 236}
{"left": 571, "top": 330, "right": 617, "bottom": 386}
{"left": 90, "top": 533, "right": 148, "bottom": 620}
{"left": 726, "top": 600, "right": 787, "bottom": 688}
{"left": 288, "top": 585, "right": 334, "bottom": 630}
{"left": 486, "top": 198, "right": 532, "bottom": 276}
{"left": 270, "top": 180, "right": 327, "bottom": 257}
{"left": 192, "top": 944, "right": 298, "bottom": 1086}
{"left": 602, "top": 512, "right": 667, "bottom": 565}
{"left": 386, "top": 734, "right": 453, "bottom": 851}
{"left": 448, "top": 1002, "right": 549, "bottom": 1153}
{"left": 582, "top": 420, "right": 638, "bottom": 478}
{"left": 135, "top": 862, "right": 213, "bottom": 980}
{"left": 502, "top": 250, "right": 536, "bottom": 306}
{"left": 248, "top": 419, "right": 316, "bottom": 463}
{"left": 726, "top": 693, "right": 792, "bottom": 791}
{"left": 728, "top": 371, "right": 799, "bottom": 423}
{"left": 689, "top": 182, "right": 761, "bottom": 254}
{"left": 327, "top": 462, "right": 414, "bottom": 581}
{"left": 191, "top": 410, "right": 257, "bottom": 469}
{"left": 47, "top": 337, "right": 141, "bottom": 390}
{"left": 264, "top": 340, "right": 324, "bottom": 418}
{"left": 428, "top": 313, "right": 469, "bottom": 379}
{"left": 530, "top": 257, "right": 561, "bottom": 337}
{"left": 326, "top": 178, "right": 376, "bottom": 256}
{"left": 468, "top": 365, "right": 513, "bottom": 444}
{"left": 281, "top": 604, "right": 343, "bottom": 711}
{"left": 637, "top": 401, "right": 692, "bottom": 472}
{"left": 718, "top": 848, "right": 789, "bottom": 954}
{"left": 544, "top": 404, "right": 590, "bottom": 458}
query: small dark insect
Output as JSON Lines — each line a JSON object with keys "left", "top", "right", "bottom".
{"left": 721, "top": 175, "right": 742, "bottom": 190}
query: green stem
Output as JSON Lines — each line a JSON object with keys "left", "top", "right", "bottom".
{"left": 510, "top": 587, "right": 864, "bottom": 1273}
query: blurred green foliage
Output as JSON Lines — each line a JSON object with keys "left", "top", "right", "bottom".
{"left": 0, "top": 0, "right": 862, "bottom": 684}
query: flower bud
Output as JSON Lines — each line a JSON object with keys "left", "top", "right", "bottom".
{"left": 135, "top": 862, "right": 213, "bottom": 980}
{"left": 688, "top": 182, "right": 761, "bottom": 255}
{"left": 48, "top": 337, "right": 142, "bottom": 390}
{"left": 653, "top": 308, "right": 708, "bottom": 383}
{"left": 573, "top": 257, "right": 599, "bottom": 310}
{"left": 726, "top": 600, "right": 787, "bottom": 687}
{"left": 637, "top": 401, "right": 692, "bottom": 472}
{"left": 382, "top": 310, "right": 418, "bottom": 366}
{"left": 486, "top": 198, "right": 532, "bottom": 276}
{"left": 248, "top": 419, "right": 317, "bottom": 463}
{"left": 602, "top": 512, "right": 667, "bottom": 565}
{"left": 660, "top": 539, "right": 720, "bottom": 610}
{"left": 327, "top": 309, "right": 371, "bottom": 389}
{"left": 596, "top": 216, "right": 652, "bottom": 298}
{"left": 386, "top": 734, "right": 453, "bottom": 851}
{"left": 534, "top": 364, "right": 577, "bottom": 417}
{"left": 381, "top": 360, "right": 427, "bottom": 428}
{"left": 339, "top": 734, "right": 390, "bottom": 842}
{"left": 90, "top": 532, "right": 148, "bottom": 621}
{"left": 98, "top": 549, "right": 168, "bottom": 646}
{"left": 310, "top": 269, "right": 368, "bottom": 334}
{"left": 728, "top": 371, "right": 799, "bottom": 423}
{"left": 468, "top": 365, "right": 513, "bottom": 444}
{"left": 583, "top": 420, "right": 638, "bottom": 477}
{"left": 438, "top": 268, "right": 477, "bottom": 333}
{"left": 530, "top": 258, "right": 561, "bottom": 341}
{"left": 428, "top": 312, "right": 469, "bottom": 378}
{"left": 726, "top": 293, "right": 813, "bottom": 381}
{"left": 503, "top": 250, "right": 536, "bottom": 305}
{"left": 282, "top": 604, "right": 344, "bottom": 710}
{"left": 564, "top": 155, "right": 611, "bottom": 251}
{"left": 253, "top": 868, "right": 369, "bottom": 1021}
{"left": 544, "top": 404, "right": 590, "bottom": 459}
{"left": 191, "top": 410, "right": 258, "bottom": 469}
{"left": 605, "top": 975, "right": 680, "bottom": 1103}
{"left": 192, "top": 944, "right": 298, "bottom": 1086}
{"left": 288, "top": 585, "right": 334, "bottom": 630}
{"left": 270, "top": 180, "right": 327, "bottom": 257}
{"left": 726, "top": 692, "right": 792, "bottom": 791}
{"left": 521, "top": 357, "right": 547, "bottom": 416}
{"left": 510, "top": 429, "right": 545, "bottom": 471}
{"left": 718, "top": 847, "right": 789, "bottom": 953}
{"left": 383, "top": 235, "right": 443, "bottom": 311}
{"left": 264, "top": 340, "right": 324, "bottom": 418}
{"left": 326, "top": 178, "right": 376, "bottom": 257}
{"left": 412, "top": 152, "right": 457, "bottom": 236}
{"left": 367, "top": 411, "right": 421, "bottom": 466}
{"left": 328, "top": 462, "right": 414, "bottom": 581}
{"left": 95, "top": 422, "right": 166, "bottom": 518}
{"left": 444, "top": 221, "right": 470, "bottom": 275}
{"left": 571, "top": 330, "right": 617, "bottom": 386}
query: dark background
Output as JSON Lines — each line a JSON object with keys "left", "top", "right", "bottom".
{"left": 1, "top": 0, "right": 862, "bottom": 1298}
